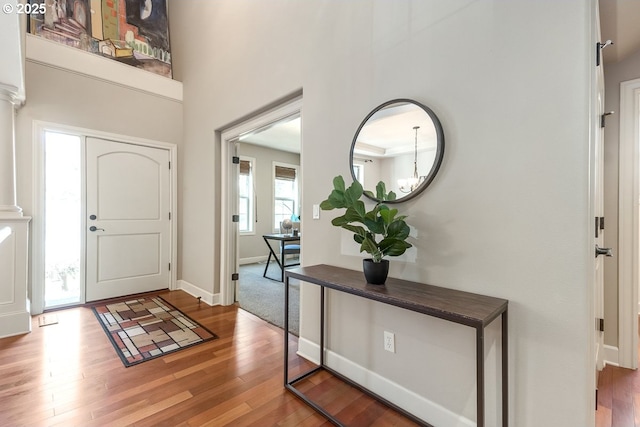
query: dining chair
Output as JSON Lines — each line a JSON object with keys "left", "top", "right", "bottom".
{"left": 279, "top": 221, "right": 300, "bottom": 262}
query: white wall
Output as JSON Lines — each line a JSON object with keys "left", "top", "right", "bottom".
{"left": 169, "top": 1, "right": 595, "bottom": 425}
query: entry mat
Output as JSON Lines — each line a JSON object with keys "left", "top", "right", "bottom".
{"left": 92, "top": 296, "right": 218, "bottom": 367}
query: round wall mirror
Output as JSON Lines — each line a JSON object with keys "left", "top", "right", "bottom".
{"left": 349, "top": 99, "right": 445, "bottom": 203}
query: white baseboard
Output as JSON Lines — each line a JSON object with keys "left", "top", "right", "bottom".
{"left": 604, "top": 344, "right": 620, "bottom": 367}
{"left": 240, "top": 255, "right": 268, "bottom": 265}
{"left": 177, "top": 280, "right": 220, "bottom": 306}
{"left": 0, "top": 310, "right": 31, "bottom": 339}
{"left": 296, "top": 338, "right": 474, "bottom": 427}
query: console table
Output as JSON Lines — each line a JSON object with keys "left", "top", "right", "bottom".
{"left": 284, "top": 264, "right": 508, "bottom": 427}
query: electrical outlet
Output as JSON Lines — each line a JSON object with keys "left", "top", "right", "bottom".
{"left": 384, "top": 331, "right": 395, "bottom": 353}
{"left": 313, "top": 204, "right": 320, "bottom": 219}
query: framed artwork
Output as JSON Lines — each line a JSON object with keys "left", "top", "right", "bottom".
{"left": 28, "top": 0, "right": 172, "bottom": 78}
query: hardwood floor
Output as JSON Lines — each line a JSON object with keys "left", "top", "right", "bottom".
{"left": 596, "top": 323, "right": 640, "bottom": 427}
{"left": 0, "top": 291, "right": 420, "bottom": 426}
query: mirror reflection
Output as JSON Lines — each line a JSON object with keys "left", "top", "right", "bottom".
{"left": 350, "top": 99, "right": 444, "bottom": 203}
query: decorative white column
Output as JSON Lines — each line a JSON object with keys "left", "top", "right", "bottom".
{"left": 0, "top": 93, "right": 22, "bottom": 216}
{"left": 0, "top": 3, "right": 31, "bottom": 338}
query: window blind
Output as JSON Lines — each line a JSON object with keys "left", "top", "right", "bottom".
{"left": 239, "top": 160, "right": 251, "bottom": 175}
{"left": 275, "top": 166, "right": 296, "bottom": 181}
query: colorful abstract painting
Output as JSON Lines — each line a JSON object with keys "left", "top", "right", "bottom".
{"left": 29, "top": 0, "right": 172, "bottom": 78}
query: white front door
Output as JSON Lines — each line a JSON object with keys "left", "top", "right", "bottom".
{"left": 85, "top": 137, "right": 171, "bottom": 301}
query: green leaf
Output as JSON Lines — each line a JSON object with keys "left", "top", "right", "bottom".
{"left": 379, "top": 238, "right": 412, "bottom": 257}
{"left": 379, "top": 208, "right": 398, "bottom": 225}
{"left": 342, "top": 224, "right": 366, "bottom": 237}
{"left": 328, "top": 190, "right": 347, "bottom": 208}
{"left": 333, "top": 175, "right": 346, "bottom": 192}
{"left": 386, "top": 220, "right": 410, "bottom": 240}
{"left": 360, "top": 236, "right": 379, "bottom": 257}
{"left": 344, "top": 205, "right": 366, "bottom": 223}
{"left": 319, "top": 199, "right": 335, "bottom": 210}
{"left": 387, "top": 191, "right": 397, "bottom": 201}
{"left": 344, "top": 180, "right": 363, "bottom": 206}
{"left": 363, "top": 217, "right": 384, "bottom": 234}
{"left": 375, "top": 181, "right": 386, "bottom": 201}
{"left": 331, "top": 216, "right": 349, "bottom": 227}
{"left": 341, "top": 201, "right": 366, "bottom": 223}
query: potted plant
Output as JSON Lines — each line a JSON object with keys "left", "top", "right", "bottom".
{"left": 320, "top": 175, "right": 412, "bottom": 284}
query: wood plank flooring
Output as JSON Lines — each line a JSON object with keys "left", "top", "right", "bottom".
{"left": 596, "top": 322, "right": 640, "bottom": 427}
{"left": 0, "top": 290, "right": 420, "bottom": 426}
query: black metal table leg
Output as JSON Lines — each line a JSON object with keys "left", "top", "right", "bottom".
{"left": 262, "top": 236, "right": 284, "bottom": 281}
{"left": 477, "top": 327, "right": 485, "bottom": 427}
{"left": 263, "top": 250, "right": 273, "bottom": 278}
{"left": 281, "top": 240, "right": 285, "bottom": 282}
{"left": 284, "top": 275, "right": 290, "bottom": 386}
{"left": 502, "top": 311, "right": 509, "bottom": 427}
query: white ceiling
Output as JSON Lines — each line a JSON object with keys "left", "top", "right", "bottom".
{"left": 354, "top": 103, "right": 438, "bottom": 157}
{"left": 599, "top": 0, "right": 640, "bottom": 64}
{"left": 240, "top": 116, "right": 301, "bottom": 154}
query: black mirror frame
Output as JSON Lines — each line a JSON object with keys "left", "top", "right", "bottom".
{"left": 349, "top": 98, "right": 445, "bottom": 204}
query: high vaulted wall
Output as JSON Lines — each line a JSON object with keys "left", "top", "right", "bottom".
{"left": 170, "top": 1, "right": 596, "bottom": 425}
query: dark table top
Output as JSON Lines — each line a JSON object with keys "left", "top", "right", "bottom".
{"left": 263, "top": 233, "right": 300, "bottom": 241}
{"left": 286, "top": 264, "right": 508, "bottom": 327}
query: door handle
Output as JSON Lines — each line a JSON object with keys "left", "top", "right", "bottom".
{"left": 89, "top": 226, "right": 105, "bottom": 232}
{"left": 595, "top": 245, "right": 613, "bottom": 257}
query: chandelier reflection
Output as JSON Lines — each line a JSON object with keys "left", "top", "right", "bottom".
{"left": 398, "top": 126, "right": 425, "bottom": 193}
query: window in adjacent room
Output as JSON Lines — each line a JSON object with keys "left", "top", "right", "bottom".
{"left": 274, "top": 163, "right": 299, "bottom": 231}
{"left": 352, "top": 162, "right": 364, "bottom": 186}
{"left": 238, "top": 157, "right": 255, "bottom": 233}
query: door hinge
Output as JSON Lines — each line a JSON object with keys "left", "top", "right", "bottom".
{"left": 597, "top": 318, "right": 604, "bottom": 332}
{"left": 597, "top": 40, "right": 614, "bottom": 67}
{"left": 601, "top": 111, "right": 614, "bottom": 128}
{"left": 232, "top": 215, "right": 240, "bottom": 223}
{"left": 169, "top": 212, "right": 172, "bottom": 220}
{"left": 232, "top": 156, "right": 240, "bottom": 164}
{"left": 232, "top": 273, "right": 239, "bottom": 281}
{"left": 596, "top": 216, "right": 605, "bottom": 238}
{"left": 169, "top": 263, "right": 171, "bottom": 271}
{"left": 169, "top": 161, "right": 171, "bottom": 169}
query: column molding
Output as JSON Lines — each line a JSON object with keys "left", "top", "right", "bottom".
{"left": 0, "top": 91, "right": 22, "bottom": 218}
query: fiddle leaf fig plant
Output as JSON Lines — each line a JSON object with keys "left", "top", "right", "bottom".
{"left": 319, "top": 175, "right": 412, "bottom": 263}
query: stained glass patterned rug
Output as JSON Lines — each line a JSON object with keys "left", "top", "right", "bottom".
{"left": 92, "top": 296, "right": 218, "bottom": 367}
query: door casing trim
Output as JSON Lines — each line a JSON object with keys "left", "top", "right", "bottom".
{"left": 617, "top": 78, "right": 640, "bottom": 369}
{"left": 31, "top": 120, "right": 178, "bottom": 314}
{"left": 219, "top": 97, "right": 302, "bottom": 306}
